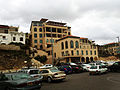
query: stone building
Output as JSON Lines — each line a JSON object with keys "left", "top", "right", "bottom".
{"left": 53, "top": 35, "right": 98, "bottom": 63}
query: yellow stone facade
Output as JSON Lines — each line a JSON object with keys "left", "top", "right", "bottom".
{"left": 30, "top": 18, "right": 98, "bottom": 64}
{"left": 53, "top": 36, "right": 98, "bottom": 63}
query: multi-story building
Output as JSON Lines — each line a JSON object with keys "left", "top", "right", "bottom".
{"left": 98, "top": 42, "right": 119, "bottom": 57}
{"left": 0, "top": 25, "right": 25, "bottom": 45}
{"left": 0, "top": 25, "right": 18, "bottom": 33}
{"left": 0, "top": 32, "right": 25, "bottom": 45}
{"left": 30, "top": 18, "right": 71, "bottom": 50}
{"left": 53, "top": 35, "right": 98, "bottom": 63}
{"left": 30, "top": 18, "right": 98, "bottom": 64}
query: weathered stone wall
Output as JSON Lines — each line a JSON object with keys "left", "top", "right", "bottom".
{"left": 0, "top": 45, "right": 20, "bottom": 50}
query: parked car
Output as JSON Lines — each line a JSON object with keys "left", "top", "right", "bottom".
{"left": 39, "top": 64, "right": 53, "bottom": 69}
{"left": 89, "top": 65, "right": 108, "bottom": 75}
{"left": 81, "top": 64, "right": 92, "bottom": 71}
{"left": 40, "top": 67, "right": 66, "bottom": 83}
{"left": 66, "top": 63, "right": 83, "bottom": 73}
{"left": 107, "top": 61, "right": 120, "bottom": 72}
{"left": 57, "top": 65, "right": 72, "bottom": 74}
{"left": 18, "top": 68, "right": 42, "bottom": 78}
{"left": 0, "top": 72, "right": 42, "bottom": 90}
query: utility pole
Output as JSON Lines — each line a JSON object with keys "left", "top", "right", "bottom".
{"left": 51, "top": 27, "right": 54, "bottom": 65}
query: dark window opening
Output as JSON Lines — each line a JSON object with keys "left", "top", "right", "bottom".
{"left": 58, "top": 29, "right": 62, "bottom": 33}
{"left": 20, "top": 37, "right": 23, "bottom": 41}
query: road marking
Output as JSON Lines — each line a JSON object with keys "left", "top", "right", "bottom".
{"left": 107, "top": 76, "right": 120, "bottom": 84}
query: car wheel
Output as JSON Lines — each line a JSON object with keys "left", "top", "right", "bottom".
{"left": 47, "top": 77, "right": 52, "bottom": 83}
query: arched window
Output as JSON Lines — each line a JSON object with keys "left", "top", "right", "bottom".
{"left": 81, "top": 50, "right": 84, "bottom": 55}
{"left": 86, "top": 50, "right": 88, "bottom": 55}
{"left": 75, "top": 41, "right": 79, "bottom": 48}
{"left": 94, "top": 51, "right": 96, "bottom": 55}
{"left": 70, "top": 40, "right": 74, "bottom": 48}
{"left": 61, "top": 42, "right": 64, "bottom": 50}
{"left": 34, "top": 28, "right": 37, "bottom": 32}
{"left": 77, "top": 50, "right": 79, "bottom": 55}
{"left": 65, "top": 41, "right": 68, "bottom": 49}
{"left": 90, "top": 50, "right": 92, "bottom": 55}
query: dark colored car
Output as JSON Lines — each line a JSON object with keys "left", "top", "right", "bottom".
{"left": 0, "top": 72, "right": 43, "bottom": 90}
{"left": 57, "top": 65, "right": 72, "bottom": 74}
{"left": 66, "top": 63, "right": 83, "bottom": 73}
{"left": 107, "top": 61, "right": 120, "bottom": 72}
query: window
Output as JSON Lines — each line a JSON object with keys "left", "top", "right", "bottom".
{"left": 3, "top": 36, "right": 6, "bottom": 40}
{"left": 34, "top": 34, "right": 37, "bottom": 38}
{"left": 13, "top": 37, "right": 16, "bottom": 41}
{"left": 5, "top": 30, "right": 8, "bottom": 33}
{"left": 39, "top": 34, "right": 42, "bottom": 38}
{"left": 46, "top": 39, "right": 49, "bottom": 43}
{"left": 20, "top": 37, "right": 23, "bottom": 41}
{"left": 94, "top": 51, "right": 96, "bottom": 55}
{"left": 80, "top": 45, "right": 81, "bottom": 49}
{"left": 75, "top": 41, "right": 79, "bottom": 48}
{"left": 71, "top": 50, "right": 74, "bottom": 55}
{"left": 34, "top": 40, "right": 37, "bottom": 43}
{"left": 65, "top": 41, "right": 68, "bottom": 49}
{"left": 68, "top": 32, "right": 70, "bottom": 35}
{"left": 39, "top": 28, "right": 42, "bottom": 32}
{"left": 70, "top": 40, "right": 74, "bottom": 48}
{"left": 40, "top": 70, "right": 49, "bottom": 73}
{"left": 61, "top": 52, "right": 64, "bottom": 56}
{"left": 90, "top": 51, "right": 92, "bottom": 55}
{"left": 65, "top": 51, "right": 69, "bottom": 56}
{"left": 54, "top": 53, "right": 56, "bottom": 58}
{"left": 86, "top": 50, "right": 88, "bottom": 55}
{"left": 61, "top": 42, "right": 64, "bottom": 50}
{"left": 50, "top": 39, "right": 54, "bottom": 43}
{"left": 40, "top": 40, "right": 42, "bottom": 43}
{"left": 77, "top": 50, "right": 79, "bottom": 55}
{"left": 33, "top": 23, "right": 37, "bottom": 26}
{"left": 34, "top": 28, "right": 37, "bottom": 32}
{"left": 81, "top": 50, "right": 84, "bottom": 55}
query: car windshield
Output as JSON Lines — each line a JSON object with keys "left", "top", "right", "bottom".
{"left": 90, "top": 66, "right": 97, "bottom": 69}
{"left": 10, "top": 73, "right": 31, "bottom": 80}
{"left": 50, "top": 67, "right": 59, "bottom": 72}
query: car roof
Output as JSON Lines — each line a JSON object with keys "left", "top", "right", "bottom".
{"left": 4, "top": 72, "right": 27, "bottom": 75}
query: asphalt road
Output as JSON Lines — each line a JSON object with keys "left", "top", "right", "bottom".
{"left": 41, "top": 72, "right": 120, "bottom": 90}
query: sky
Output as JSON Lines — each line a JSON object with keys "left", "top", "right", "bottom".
{"left": 0, "top": 0, "right": 120, "bottom": 45}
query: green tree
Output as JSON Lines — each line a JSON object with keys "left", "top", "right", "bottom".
{"left": 34, "top": 55, "right": 48, "bottom": 64}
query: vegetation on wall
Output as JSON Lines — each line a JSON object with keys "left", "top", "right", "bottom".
{"left": 34, "top": 55, "right": 48, "bottom": 64}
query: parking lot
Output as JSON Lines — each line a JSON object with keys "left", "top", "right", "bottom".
{"left": 41, "top": 72, "right": 120, "bottom": 90}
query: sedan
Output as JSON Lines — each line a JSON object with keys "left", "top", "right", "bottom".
{"left": 0, "top": 72, "right": 42, "bottom": 90}
{"left": 89, "top": 65, "right": 108, "bottom": 75}
{"left": 40, "top": 67, "right": 66, "bottom": 83}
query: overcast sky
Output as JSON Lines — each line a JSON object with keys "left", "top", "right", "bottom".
{"left": 0, "top": 0, "right": 120, "bottom": 45}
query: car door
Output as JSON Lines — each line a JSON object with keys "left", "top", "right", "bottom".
{"left": 0, "top": 74, "right": 9, "bottom": 89}
{"left": 40, "top": 70, "right": 49, "bottom": 80}
{"left": 99, "top": 66, "right": 104, "bottom": 73}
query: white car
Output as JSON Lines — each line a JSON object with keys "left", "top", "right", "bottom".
{"left": 39, "top": 64, "right": 53, "bottom": 69}
{"left": 89, "top": 65, "right": 108, "bottom": 75}
{"left": 81, "top": 64, "right": 92, "bottom": 71}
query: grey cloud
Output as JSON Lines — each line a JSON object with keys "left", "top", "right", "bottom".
{"left": 0, "top": 0, "right": 120, "bottom": 44}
